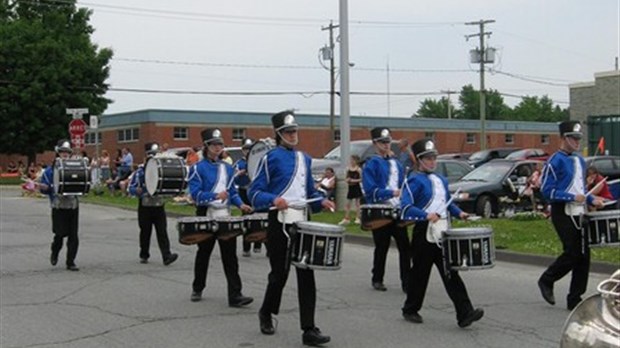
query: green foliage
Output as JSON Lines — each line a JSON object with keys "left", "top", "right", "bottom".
{"left": 414, "top": 97, "right": 452, "bottom": 118}
{"left": 0, "top": 0, "right": 113, "bottom": 162}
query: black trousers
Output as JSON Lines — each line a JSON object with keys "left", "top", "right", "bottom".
{"left": 540, "top": 203, "right": 590, "bottom": 305}
{"left": 371, "top": 221, "right": 410, "bottom": 286}
{"left": 138, "top": 203, "right": 172, "bottom": 261}
{"left": 239, "top": 188, "right": 262, "bottom": 252}
{"left": 402, "top": 221, "right": 474, "bottom": 321}
{"left": 260, "top": 211, "right": 316, "bottom": 330}
{"left": 192, "top": 206, "right": 243, "bottom": 300}
{"left": 51, "top": 208, "right": 79, "bottom": 266}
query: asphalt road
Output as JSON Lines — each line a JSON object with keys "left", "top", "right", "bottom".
{"left": 0, "top": 187, "right": 613, "bottom": 348}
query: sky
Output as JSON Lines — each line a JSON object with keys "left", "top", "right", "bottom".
{"left": 82, "top": 0, "right": 620, "bottom": 118}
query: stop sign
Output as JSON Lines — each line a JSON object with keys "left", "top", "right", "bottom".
{"left": 69, "top": 119, "right": 87, "bottom": 136}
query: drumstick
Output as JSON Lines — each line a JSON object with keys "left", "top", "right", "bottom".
{"left": 268, "top": 197, "right": 324, "bottom": 210}
{"left": 586, "top": 176, "right": 608, "bottom": 197}
{"left": 443, "top": 188, "right": 461, "bottom": 210}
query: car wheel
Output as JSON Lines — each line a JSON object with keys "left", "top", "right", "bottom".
{"left": 476, "top": 195, "right": 493, "bottom": 218}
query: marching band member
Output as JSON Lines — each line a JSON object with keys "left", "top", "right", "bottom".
{"left": 188, "top": 128, "right": 254, "bottom": 307}
{"left": 362, "top": 127, "right": 410, "bottom": 292}
{"left": 399, "top": 138, "right": 484, "bottom": 328}
{"left": 538, "top": 121, "right": 604, "bottom": 310}
{"left": 249, "top": 111, "right": 335, "bottom": 346}
{"left": 128, "top": 143, "right": 178, "bottom": 266}
{"left": 39, "top": 140, "right": 81, "bottom": 271}
{"left": 234, "top": 138, "right": 262, "bottom": 257}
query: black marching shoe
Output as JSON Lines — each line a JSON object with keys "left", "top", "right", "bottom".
{"left": 229, "top": 295, "right": 253, "bottom": 308}
{"left": 372, "top": 282, "right": 387, "bottom": 291}
{"left": 259, "top": 311, "right": 275, "bottom": 335}
{"left": 66, "top": 264, "right": 80, "bottom": 272}
{"left": 302, "top": 327, "right": 330, "bottom": 346}
{"left": 567, "top": 297, "right": 582, "bottom": 311}
{"left": 163, "top": 253, "right": 178, "bottom": 266}
{"left": 139, "top": 258, "right": 148, "bottom": 264}
{"left": 538, "top": 279, "right": 555, "bottom": 305}
{"left": 190, "top": 291, "right": 202, "bottom": 302}
{"left": 403, "top": 312, "right": 423, "bottom": 323}
{"left": 50, "top": 252, "right": 58, "bottom": 266}
{"left": 458, "top": 308, "right": 484, "bottom": 328}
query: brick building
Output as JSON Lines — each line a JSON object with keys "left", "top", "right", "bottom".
{"left": 1, "top": 109, "right": 561, "bottom": 169}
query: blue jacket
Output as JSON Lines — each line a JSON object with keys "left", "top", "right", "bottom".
{"left": 541, "top": 150, "right": 594, "bottom": 205}
{"left": 248, "top": 146, "right": 323, "bottom": 212}
{"left": 233, "top": 158, "right": 251, "bottom": 188}
{"left": 188, "top": 158, "right": 243, "bottom": 208}
{"left": 362, "top": 154, "right": 404, "bottom": 204}
{"left": 400, "top": 171, "right": 462, "bottom": 222}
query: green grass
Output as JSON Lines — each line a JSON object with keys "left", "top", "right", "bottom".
{"left": 0, "top": 176, "right": 23, "bottom": 185}
{"left": 81, "top": 191, "right": 620, "bottom": 265}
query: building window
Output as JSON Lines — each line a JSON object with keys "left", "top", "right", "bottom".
{"left": 232, "top": 128, "right": 245, "bottom": 141}
{"left": 466, "top": 133, "right": 475, "bottom": 144}
{"left": 334, "top": 129, "right": 341, "bottom": 142}
{"left": 117, "top": 128, "right": 139, "bottom": 143}
{"left": 85, "top": 132, "right": 101, "bottom": 145}
{"left": 505, "top": 133, "right": 514, "bottom": 144}
{"left": 425, "top": 131, "right": 435, "bottom": 139}
{"left": 541, "top": 134, "right": 549, "bottom": 145}
{"left": 173, "top": 127, "right": 188, "bottom": 140}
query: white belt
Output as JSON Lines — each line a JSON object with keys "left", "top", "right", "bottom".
{"left": 277, "top": 207, "right": 307, "bottom": 224}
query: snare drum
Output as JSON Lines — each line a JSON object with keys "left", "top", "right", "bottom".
{"left": 246, "top": 138, "right": 276, "bottom": 180}
{"left": 442, "top": 227, "right": 495, "bottom": 271}
{"left": 214, "top": 216, "right": 245, "bottom": 241}
{"left": 585, "top": 210, "right": 620, "bottom": 247}
{"left": 360, "top": 204, "right": 398, "bottom": 230}
{"left": 177, "top": 217, "right": 215, "bottom": 245}
{"left": 53, "top": 158, "right": 90, "bottom": 195}
{"left": 145, "top": 157, "right": 187, "bottom": 196}
{"left": 243, "top": 213, "right": 269, "bottom": 243}
{"left": 291, "top": 221, "right": 344, "bottom": 270}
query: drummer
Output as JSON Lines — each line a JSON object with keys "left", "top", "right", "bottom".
{"left": 399, "top": 138, "right": 483, "bottom": 328}
{"left": 362, "top": 127, "right": 410, "bottom": 292}
{"left": 234, "top": 138, "right": 263, "bottom": 257}
{"left": 248, "top": 110, "right": 335, "bottom": 346}
{"left": 127, "top": 143, "right": 178, "bottom": 266}
{"left": 39, "top": 140, "right": 81, "bottom": 271}
{"left": 538, "top": 121, "right": 604, "bottom": 310}
{"left": 187, "top": 128, "right": 254, "bottom": 307}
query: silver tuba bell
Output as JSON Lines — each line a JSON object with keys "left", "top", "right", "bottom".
{"left": 559, "top": 269, "right": 620, "bottom": 347}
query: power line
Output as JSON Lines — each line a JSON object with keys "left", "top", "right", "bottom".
{"left": 490, "top": 70, "right": 570, "bottom": 86}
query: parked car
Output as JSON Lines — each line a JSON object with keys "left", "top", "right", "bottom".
{"left": 164, "top": 146, "right": 243, "bottom": 163}
{"left": 435, "top": 159, "right": 473, "bottom": 183}
{"left": 437, "top": 153, "right": 471, "bottom": 161}
{"left": 450, "top": 159, "right": 543, "bottom": 218}
{"left": 467, "top": 147, "right": 520, "bottom": 168}
{"left": 505, "top": 148, "right": 549, "bottom": 162}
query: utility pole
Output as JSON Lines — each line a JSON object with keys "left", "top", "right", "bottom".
{"left": 386, "top": 57, "right": 391, "bottom": 117}
{"left": 339, "top": 0, "right": 351, "bottom": 171}
{"left": 466, "top": 19, "right": 495, "bottom": 150}
{"left": 321, "top": 21, "right": 339, "bottom": 148}
{"left": 441, "top": 89, "right": 456, "bottom": 119}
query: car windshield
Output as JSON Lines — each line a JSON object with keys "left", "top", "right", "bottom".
{"left": 468, "top": 150, "right": 489, "bottom": 161}
{"left": 459, "top": 161, "right": 513, "bottom": 182}
{"left": 505, "top": 150, "right": 528, "bottom": 160}
{"left": 323, "top": 142, "right": 370, "bottom": 160}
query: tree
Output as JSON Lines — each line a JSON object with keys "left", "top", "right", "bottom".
{"left": 413, "top": 97, "right": 452, "bottom": 118}
{"left": 455, "top": 84, "right": 510, "bottom": 120}
{"left": 0, "top": 0, "right": 112, "bottom": 163}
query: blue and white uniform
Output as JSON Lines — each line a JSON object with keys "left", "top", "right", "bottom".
{"left": 541, "top": 151, "right": 593, "bottom": 206}
{"left": 188, "top": 158, "right": 244, "bottom": 210}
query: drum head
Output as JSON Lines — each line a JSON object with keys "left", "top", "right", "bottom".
{"left": 247, "top": 139, "right": 275, "bottom": 180}
{"left": 144, "top": 158, "right": 160, "bottom": 196}
{"left": 294, "top": 221, "right": 345, "bottom": 235}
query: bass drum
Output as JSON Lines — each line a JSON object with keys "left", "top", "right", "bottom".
{"left": 145, "top": 156, "right": 187, "bottom": 196}
{"left": 53, "top": 158, "right": 90, "bottom": 195}
{"left": 246, "top": 138, "right": 276, "bottom": 180}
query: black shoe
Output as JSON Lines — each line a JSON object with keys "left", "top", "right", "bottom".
{"left": 163, "top": 253, "right": 178, "bottom": 266}
{"left": 139, "top": 258, "right": 148, "bottom": 264}
{"left": 302, "top": 327, "right": 331, "bottom": 346}
{"left": 567, "top": 298, "right": 582, "bottom": 311}
{"left": 372, "top": 282, "right": 387, "bottom": 291}
{"left": 403, "top": 312, "right": 423, "bottom": 323}
{"left": 229, "top": 295, "right": 253, "bottom": 308}
{"left": 50, "top": 253, "right": 58, "bottom": 266}
{"left": 66, "top": 264, "right": 80, "bottom": 272}
{"left": 190, "top": 291, "right": 202, "bottom": 302}
{"left": 538, "top": 279, "right": 555, "bottom": 305}
{"left": 458, "top": 308, "right": 484, "bottom": 328}
{"left": 259, "top": 311, "right": 275, "bottom": 335}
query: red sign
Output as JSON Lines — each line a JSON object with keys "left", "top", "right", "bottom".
{"left": 69, "top": 119, "right": 87, "bottom": 136}
{"left": 71, "top": 134, "right": 85, "bottom": 149}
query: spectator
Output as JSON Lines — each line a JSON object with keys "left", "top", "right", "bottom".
{"left": 339, "top": 155, "right": 363, "bottom": 225}
{"left": 316, "top": 167, "right": 336, "bottom": 200}
{"left": 185, "top": 146, "right": 200, "bottom": 166}
{"left": 7, "top": 161, "right": 18, "bottom": 173}
{"left": 100, "top": 150, "right": 111, "bottom": 181}
{"left": 119, "top": 148, "right": 133, "bottom": 179}
{"left": 220, "top": 150, "right": 233, "bottom": 165}
{"left": 397, "top": 139, "right": 415, "bottom": 172}
{"left": 586, "top": 166, "right": 614, "bottom": 209}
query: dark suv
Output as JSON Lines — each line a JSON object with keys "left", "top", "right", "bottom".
{"left": 467, "top": 147, "right": 520, "bottom": 168}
